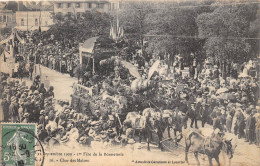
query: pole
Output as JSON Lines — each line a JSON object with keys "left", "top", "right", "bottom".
{"left": 92, "top": 57, "right": 95, "bottom": 74}
{"left": 39, "top": 2, "right": 41, "bottom": 30}
{"left": 27, "top": 10, "right": 28, "bottom": 32}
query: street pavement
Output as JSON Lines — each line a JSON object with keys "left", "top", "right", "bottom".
{"left": 22, "top": 64, "right": 77, "bottom": 101}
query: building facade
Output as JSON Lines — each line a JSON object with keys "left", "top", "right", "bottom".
{"left": 53, "top": 0, "right": 118, "bottom": 16}
{"left": 15, "top": 11, "right": 54, "bottom": 31}
{"left": 0, "top": 9, "right": 15, "bottom": 29}
{"left": 2, "top": 1, "right": 120, "bottom": 31}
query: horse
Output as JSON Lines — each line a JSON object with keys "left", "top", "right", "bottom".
{"left": 124, "top": 108, "right": 166, "bottom": 151}
{"left": 124, "top": 111, "right": 155, "bottom": 151}
{"left": 142, "top": 108, "right": 170, "bottom": 151}
{"left": 185, "top": 130, "right": 235, "bottom": 166}
{"left": 162, "top": 109, "right": 187, "bottom": 141}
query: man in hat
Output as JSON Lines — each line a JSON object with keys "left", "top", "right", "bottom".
{"left": 213, "top": 112, "right": 223, "bottom": 131}
{"left": 33, "top": 75, "right": 41, "bottom": 89}
{"left": 29, "top": 62, "right": 34, "bottom": 80}
{"left": 255, "top": 111, "right": 260, "bottom": 147}
{"left": 37, "top": 124, "right": 49, "bottom": 143}
{"left": 236, "top": 109, "right": 245, "bottom": 139}
{"left": 245, "top": 110, "right": 256, "bottom": 144}
{"left": 9, "top": 97, "right": 18, "bottom": 122}
{"left": 39, "top": 110, "right": 46, "bottom": 128}
{"left": 38, "top": 83, "right": 46, "bottom": 96}
{"left": 1, "top": 94, "right": 9, "bottom": 122}
{"left": 92, "top": 110, "right": 102, "bottom": 121}
{"left": 200, "top": 103, "right": 209, "bottom": 127}
{"left": 18, "top": 102, "right": 24, "bottom": 123}
{"left": 46, "top": 86, "right": 54, "bottom": 98}
{"left": 189, "top": 103, "right": 198, "bottom": 129}
{"left": 226, "top": 111, "right": 233, "bottom": 133}
{"left": 22, "top": 113, "right": 30, "bottom": 123}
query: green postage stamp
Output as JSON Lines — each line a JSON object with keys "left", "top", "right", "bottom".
{"left": 0, "top": 123, "right": 44, "bottom": 166}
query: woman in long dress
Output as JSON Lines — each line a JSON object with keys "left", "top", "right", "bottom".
{"left": 0, "top": 99, "right": 4, "bottom": 122}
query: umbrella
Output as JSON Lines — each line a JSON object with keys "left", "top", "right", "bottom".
{"left": 216, "top": 88, "right": 229, "bottom": 94}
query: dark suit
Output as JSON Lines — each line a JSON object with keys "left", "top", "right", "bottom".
{"left": 189, "top": 106, "right": 198, "bottom": 128}
{"left": 200, "top": 106, "right": 209, "bottom": 127}
{"left": 9, "top": 102, "right": 18, "bottom": 122}
{"left": 246, "top": 115, "right": 256, "bottom": 143}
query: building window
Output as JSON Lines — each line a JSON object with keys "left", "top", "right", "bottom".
{"left": 67, "top": 3, "right": 71, "bottom": 8}
{"left": 45, "top": 21, "right": 48, "bottom": 26}
{"left": 112, "top": 3, "right": 115, "bottom": 10}
{"left": 35, "top": 18, "right": 38, "bottom": 26}
{"left": 57, "top": 3, "right": 62, "bottom": 8}
{"left": 76, "top": 3, "right": 81, "bottom": 8}
{"left": 21, "top": 19, "right": 24, "bottom": 26}
{"left": 0, "top": 16, "right": 2, "bottom": 22}
{"left": 3, "top": 15, "right": 6, "bottom": 22}
{"left": 88, "top": 3, "right": 92, "bottom": 8}
{"left": 97, "top": 3, "right": 104, "bottom": 9}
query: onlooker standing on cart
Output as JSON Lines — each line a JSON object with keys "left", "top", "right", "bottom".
{"left": 9, "top": 96, "right": 18, "bottom": 122}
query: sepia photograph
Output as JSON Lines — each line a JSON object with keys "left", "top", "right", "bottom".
{"left": 0, "top": 0, "right": 259, "bottom": 165}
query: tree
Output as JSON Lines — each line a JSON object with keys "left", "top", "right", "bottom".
{"left": 145, "top": 1, "right": 213, "bottom": 65}
{"left": 47, "top": 11, "right": 112, "bottom": 45}
{"left": 196, "top": 2, "right": 259, "bottom": 64}
{"left": 118, "top": 2, "right": 154, "bottom": 49}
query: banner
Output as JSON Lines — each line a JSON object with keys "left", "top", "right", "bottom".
{"left": 15, "top": 31, "right": 25, "bottom": 44}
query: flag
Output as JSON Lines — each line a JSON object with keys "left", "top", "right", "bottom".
{"left": 109, "top": 18, "right": 124, "bottom": 41}
{"left": 109, "top": 25, "right": 113, "bottom": 38}
{"left": 117, "top": 16, "right": 119, "bottom": 35}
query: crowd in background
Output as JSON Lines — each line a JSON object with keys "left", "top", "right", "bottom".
{"left": 11, "top": 30, "right": 80, "bottom": 78}
{"left": 1, "top": 28, "right": 260, "bottom": 149}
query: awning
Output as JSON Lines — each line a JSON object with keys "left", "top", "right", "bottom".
{"left": 0, "top": 31, "right": 25, "bottom": 45}
{"left": 15, "top": 31, "right": 25, "bottom": 44}
{"left": 80, "top": 36, "right": 99, "bottom": 54}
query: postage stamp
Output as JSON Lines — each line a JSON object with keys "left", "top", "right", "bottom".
{"left": 0, "top": 123, "right": 44, "bottom": 166}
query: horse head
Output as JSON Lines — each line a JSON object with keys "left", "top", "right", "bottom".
{"left": 223, "top": 138, "right": 235, "bottom": 159}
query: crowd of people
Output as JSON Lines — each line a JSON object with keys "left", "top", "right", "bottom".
{"left": 1, "top": 28, "right": 260, "bottom": 150}
{"left": 7, "top": 30, "right": 80, "bottom": 79}
{"left": 158, "top": 57, "right": 260, "bottom": 146}
{"left": 0, "top": 72, "right": 127, "bottom": 149}
{"left": 1, "top": 52, "right": 260, "bottom": 150}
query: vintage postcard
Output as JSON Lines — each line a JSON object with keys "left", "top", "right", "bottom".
{"left": 0, "top": 0, "right": 259, "bottom": 165}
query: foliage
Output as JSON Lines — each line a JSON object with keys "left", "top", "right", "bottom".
{"left": 46, "top": 11, "right": 112, "bottom": 45}
{"left": 118, "top": 2, "right": 155, "bottom": 45}
{"left": 145, "top": 2, "right": 212, "bottom": 64}
{"left": 196, "top": 3, "right": 259, "bottom": 63}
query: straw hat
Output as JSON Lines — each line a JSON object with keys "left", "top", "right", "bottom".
{"left": 23, "top": 113, "right": 29, "bottom": 117}
{"left": 60, "top": 135, "right": 69, "bottom": 143}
